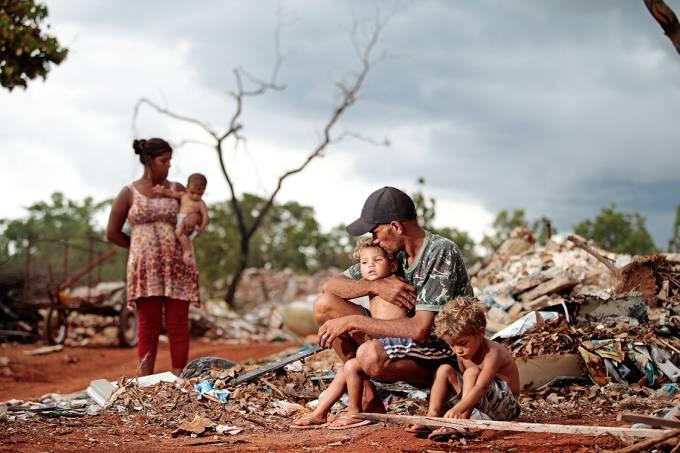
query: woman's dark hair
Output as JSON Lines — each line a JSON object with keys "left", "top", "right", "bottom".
{"left": 133, "top": 138, "right": 172, "bottom": 165}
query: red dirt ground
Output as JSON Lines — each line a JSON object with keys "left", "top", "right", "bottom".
{"left": 0, "top": 341, "right": 627, "bottom": 452}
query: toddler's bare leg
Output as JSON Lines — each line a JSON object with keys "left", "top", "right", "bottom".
{"left": 292, "top": 368, "right": 347, "bottom": 428}
{"left": 428, "top": 364, "right": 458, "bottom": 417}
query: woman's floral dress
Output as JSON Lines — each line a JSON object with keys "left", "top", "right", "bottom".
{"left": 126, "top": 183, "right": 199, "bottom": 303}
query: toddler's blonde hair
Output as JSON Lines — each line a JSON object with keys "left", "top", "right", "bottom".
{"left": 434, "top": 296, "right": 486, "bottom": 338}
{"left": 352, "top": 237, "right": 391, "bottom": 263}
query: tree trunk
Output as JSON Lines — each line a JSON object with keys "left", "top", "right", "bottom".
{"left": 224, "top": 236, "right": 250, "bottom": 307}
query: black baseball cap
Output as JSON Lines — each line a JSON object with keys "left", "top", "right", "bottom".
{"left": 346, "top": 186, "right": 417, "bottom": 236}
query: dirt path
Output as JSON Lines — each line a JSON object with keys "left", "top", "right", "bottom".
{"left": 0, "top": 341, "right": 294, "bottom": 401}
{"left": 0, "top": 341, "right": 626, "bottom": 451}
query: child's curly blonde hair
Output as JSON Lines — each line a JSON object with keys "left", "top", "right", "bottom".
{"left": 434, "top": 296, "right": 486, "bottom": 338}
{"left": 352, "top": 237, "right": 391, "bottom": 263}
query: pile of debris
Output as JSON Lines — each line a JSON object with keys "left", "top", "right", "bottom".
{"left": 471, "top": 229, "right": 679, "bottom": 330}
{"left": 233, "top": 267, "right": 340, "bottom": 306}
{"left": 473, "top": 230, "right": 680, "bottom": 407}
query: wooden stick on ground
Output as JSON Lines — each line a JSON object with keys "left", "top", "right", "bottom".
{"left": 618, "top": 412, "right": 680, "bottom": 429}
{"left": 608, "top": 428, "right": 680, "bottom": 453}
{"left": 355, "top": 413, "right": 665, "bottom": 439}
{"left": 567, "top": 235, "right": 620, "bottom": 276}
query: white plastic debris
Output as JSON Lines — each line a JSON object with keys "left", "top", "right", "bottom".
{"left": 491, "top": 311, "right": 561, "bottom": 340}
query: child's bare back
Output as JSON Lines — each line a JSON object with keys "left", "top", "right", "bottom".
{"left": 456, "top": 338, "right": 520, "bottom": 396}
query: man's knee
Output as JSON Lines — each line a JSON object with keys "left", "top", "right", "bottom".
{"left": 313, "top": 292, "right": 334, "bottom": 325}
{"left": 356, "top": 340, "right": 388, "bottom": 377}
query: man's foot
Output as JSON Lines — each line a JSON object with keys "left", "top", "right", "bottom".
{"left": 291, "top": 412, "right": 327, "bottom": 430}
{"left": 327, "top": 414, "right": 373, "bottom": 430}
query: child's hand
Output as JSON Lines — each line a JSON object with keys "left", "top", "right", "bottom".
{"left": 152, "top": 185, "right": 165, "bottom": 195}
{"left": 443, "top": 406, "right": 470, "bottom": 419}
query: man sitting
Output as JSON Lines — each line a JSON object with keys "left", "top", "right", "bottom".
{"left": 314, "top": 186, "right": 474, "bottom": 422}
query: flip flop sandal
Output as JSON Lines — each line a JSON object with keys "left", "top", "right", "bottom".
{"left": 427, "top": 427, "right": 465, "bottom": 442}
{"left": 291, "top": 422, "right": 328, "bottom": 430}
{"left": 327, "top": 416, "right": 374, "bottom": 430}
{"left": 405, "top": 425, "right": 433, "bottom": 437}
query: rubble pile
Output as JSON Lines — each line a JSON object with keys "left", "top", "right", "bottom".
{"left": 476, "top": 231, "right": 680, "bottom": 410}
{"left": 471, "top": 229, "right": 680, "bottom": 329}
{"left": 188, "top": 300, "right": 300, "bottom": 342}
{"left": 233, "top": 267, "right": 340, "bottom": 306}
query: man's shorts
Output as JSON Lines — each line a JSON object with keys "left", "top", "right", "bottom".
{"left": 448, "top": 378, "right": 521, "bottom": 421}
{"left": 358, "top": 306, "right": 458, "bottom": 367}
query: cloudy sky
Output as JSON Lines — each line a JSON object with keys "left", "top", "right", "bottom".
{"left": 2, "top": 0, "right": 679, "bottom": 246}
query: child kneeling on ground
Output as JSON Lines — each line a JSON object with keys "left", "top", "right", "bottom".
{"left": 409, "top": 296, "right": 521, "bottom": 440}
{"left": 292, "top": 238, "right": 407, "bottom": 430}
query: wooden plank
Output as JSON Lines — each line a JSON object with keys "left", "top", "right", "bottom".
{"left": 230, "top": 345, "right": 321, "bottom": 385}
{"left": 354, "top": 413, "right": 665, "bottom": 439}
{"left": 520, "top": 272, "right": 578, "bottom": 302}
{"left": 607, "top": 428, "right": 680, "bottom": 453}
{"left": 618, "top": 412, "right": 680, "bottom": 429}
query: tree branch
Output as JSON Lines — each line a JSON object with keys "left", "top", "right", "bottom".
{"left": 132, "top": 97, "right": 219, "bottom": 140}
{"left": 644, "top": 0, "right": 680, "bottom": 56}
{"left": 247, "top": 18, "right": 386, "bottom": 239}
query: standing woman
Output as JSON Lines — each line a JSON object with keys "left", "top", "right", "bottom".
{"left": 107, "top": 138, "right": 199, "bottom": 376}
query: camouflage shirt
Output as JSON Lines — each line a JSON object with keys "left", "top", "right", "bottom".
{"left": 344, "top": 230, "right": 473, "bottom": 311}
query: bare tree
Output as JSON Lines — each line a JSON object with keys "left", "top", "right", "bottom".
{"left": 133, "top": 16, "right": 389, "bottom": 306}
{"left": 643, "top": 0, "right": 680, "bottom": 56}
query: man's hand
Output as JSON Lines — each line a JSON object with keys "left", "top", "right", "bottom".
{"left": 372, "top": 275, "right": 416, "bottom": 312}
{"left": 317, "top": 316, "right": 357, "bottom": 349}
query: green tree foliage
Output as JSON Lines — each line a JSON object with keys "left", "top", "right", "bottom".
{"left": 574, "top": 205, "right": 657, "bottom": 255}
{"left": 0, "top": 0, "right": 67, "bottom": 91}
{"left": 0, "top": 1, "right": 67, "bottom": 91}
{"left": 193, "top": 193, "right": 354, "bottom": 293}
{"left": 669, "top": 205, "right": 680, "bottom": 253}
{"left": 481, "top": 209, "right": 528, "bottom": 252}
{"left": 412, "top": 177, "right": 436, "bottom": 230}
{"left": 481, "top": 209, "right": 558, "bottom": 253}
{"left": 410, "top": 178, "right": 479, "bottom": 265}
{"left": 0, "top": 192, "right": 123, "bottom": 293}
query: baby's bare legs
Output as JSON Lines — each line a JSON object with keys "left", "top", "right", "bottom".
{"left": 176, "top": 213, "right": 201, "bottom": 264}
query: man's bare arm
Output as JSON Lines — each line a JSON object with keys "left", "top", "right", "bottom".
{"left": 319, "top": 311, "right": 435, "bottom": 346}
{"left": 323, "top": 275, "right": 416, "bottom": 311}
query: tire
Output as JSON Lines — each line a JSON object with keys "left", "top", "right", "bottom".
{"left": 46, "top": 307, "right": 67, "bottom": 345}
{"left": 118, "top": 304, "right": 138, "bottom": 348}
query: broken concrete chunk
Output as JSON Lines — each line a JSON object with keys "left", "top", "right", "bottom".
{"left": 86, "top": 379, "right": 116, "bottom": 407}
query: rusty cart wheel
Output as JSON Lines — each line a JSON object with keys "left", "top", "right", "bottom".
{"left": 118, "top": 304, "right": 138, "bottom": 348}
{"left": 46, "top": 307, "right": 68, "bottom": 345}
